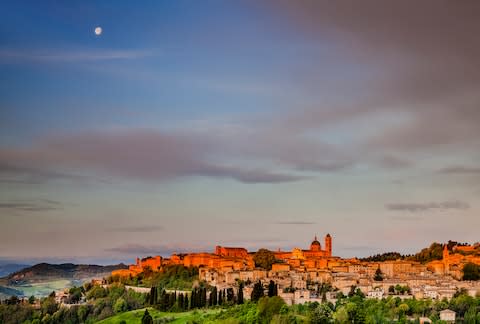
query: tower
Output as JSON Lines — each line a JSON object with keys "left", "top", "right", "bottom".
{"left": 443, "top": 244, "right": 449, "bottom": 273}
{"left": 325, "top": 234, "right": 332, "bottom": 256}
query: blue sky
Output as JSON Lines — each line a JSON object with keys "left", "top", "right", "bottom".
{"left": 1, "top": 1, "right": 479, "bottom": 264}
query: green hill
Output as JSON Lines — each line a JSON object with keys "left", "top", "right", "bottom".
{"left": 96, "top": 307, "right": 219, "bottom": 324}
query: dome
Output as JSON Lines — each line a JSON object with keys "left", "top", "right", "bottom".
{"left": 310, "top": 236, "right": 321, "bottom": 251}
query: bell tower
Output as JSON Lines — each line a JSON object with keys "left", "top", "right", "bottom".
{"left": 443, "top": 244, "right": 449, "bottom": 273}
{"left": 325, "top": 234, "right": 332, "bottom": 256}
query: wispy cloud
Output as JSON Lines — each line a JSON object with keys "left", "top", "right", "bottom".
{"left": 386, "top": 200, "right": 470, "bottom": 213}
{"left": 0, "top": 162, "right": 85, "bottom": 184}
{"left": 0, "top": 199, "right": 63, "bottom": 212}
{"left": 438, "top": 166, "right": 480, "bottom": 174}
{"left": 107, "top": 225, "right": 164, "bottom": 233}
{"left": 0, "top": 48, "right": 153, "bottom": 63}
{"left": 106, "top": 243, "right": 210, "bottom": 256}
{"left": 274, "top": 221, "right": 316, "bottom": 225}
{"left": 0, "top": 130, "right": 309, "bottom": 184}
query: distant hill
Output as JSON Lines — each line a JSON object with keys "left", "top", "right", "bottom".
{"left": 0, "top": 263, "right": 128, "bottom": 298}
{"left": 361, "top": 240, "right": 479, "bottom": 264}
{"left": 0, "top": 263, "right": 30, "bottom": 277}
{"left": 3, "top": 263, "right": 127, "bottom": 283}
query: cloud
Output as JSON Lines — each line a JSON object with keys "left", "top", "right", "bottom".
{"left": 0, "top": 199, "right": 63, "bottom": 212}
{"left": 391, "top": 215, "right": 423, "bottom": 221}
{"left": 0, "top": 162, "right": 86, "bottom": 184}
{"left": 378, "top": 155, "right": 412, "bottom": 169}
{"left": 107, "top": 225, "right": 164, "bottom": 233}
{"left": 0, "top": 48, "right": 153, "bottom": 63}
{"left": 386, "top": 200, "right": 470, "bottom": 213}
{"left": 274, "top": 221, "right": 316, "bottom": 225}
{"left": 438, "top": 166, "right": 480, "bottom": 174}
{"left": 257, "top": 1, "right": 480, "bottom": 156}
{"left": 0, "top": 129, "right": 309, "bottom": 184}
{"left": 106, "top": 243, "right": 210, "bottom": 256}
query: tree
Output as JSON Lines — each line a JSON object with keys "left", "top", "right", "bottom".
{"left": 141, "top": 309, "right": 153, "bottom": 324}
{"left": 226, "top": 288, "right": 234, "bottom": 303}
{"left": 113, "top": 297, "right": 127, "bottom": 314}
{"left": 184, "top": 294, "right": 189, "bottom": 311}
{"left": 210, "top": 286, "right": 217, "bottom": 306}
{"left": 238, "top": 282, "right": 244, "bottom": 304}
{"left": 462, "top": 263, "right": 480, "bottom": 280}
{"left": 178, "top": 293, "right": 184, "bottom": 310}
{"left": 374, "top": 268, "right": 384, "bottom": 281}
{"left": 258, "top": 296, "right": 286, "bottom": 323}
{"left": 268, "top": 280, "right": 278, "bottom": 297}
{"left": 253, "top": 249, "right": 277, "bottom": 270}
{"left": 310, "top": 303, "right": 333, "bottom": 324}
{"left": 251, "top": 281, "right": 265, "bottom": 302}
{"left": 40, "top": 296, "right": 58, "bottom": 316}
{"left": 218, "top": 289, "right": 223, "bottom": 306}
{"left": 388, "top": 285, "right": 395, "bottom": 294}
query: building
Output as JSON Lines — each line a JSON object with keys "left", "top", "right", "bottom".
{"left": 439, "top": 309, "right": 456, "bottom": 322}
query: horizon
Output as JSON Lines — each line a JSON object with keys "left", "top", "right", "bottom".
{"left": 1, "top": 1, "right": 479, "bottom": 263}
{"left": 1, "top": 237, "right": 477, "bottom": 267}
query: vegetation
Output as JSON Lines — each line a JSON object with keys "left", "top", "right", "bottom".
{"left": 361, "top": 241, "right": 478, "bottom": 264}
{"left": 373, "top": 268, "right": 384, "bottom": 281}
{"left": 463, "top": 263, "right": 480, "bottom": 281}
{"left": 108, "top": 265, "right": 199, "bottom": 290}
{"left": 253, "top": 249, "right": 277, "bottom": 270}
{"left": 361, "top": 252, "right": 404, "bottom": 262}
{"left": 3, "top": 282, "right": 480, "bottom": 323}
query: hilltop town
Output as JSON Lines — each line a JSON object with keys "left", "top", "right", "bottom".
{"left": 112, "top": 234, "right": 480, "bottom": 305}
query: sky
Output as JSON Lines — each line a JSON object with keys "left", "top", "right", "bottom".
{"left": 1, "top": 1, "right": 479, "bottom": 264}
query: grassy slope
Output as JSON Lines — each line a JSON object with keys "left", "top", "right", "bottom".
{"left": 0, "top": 279, "right": 74, "bottom": 297}
{"left": 96, "top": 308, "right": 220, "bottom": 324}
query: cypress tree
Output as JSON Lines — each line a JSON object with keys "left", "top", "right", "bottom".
{"left": 238, "top": 282, "right": 244, "bottom": 304}
{"left": 161, "top": 289, "right": 168, "bottom": 311}
{"left": 197, "top": 288, "right": 202, "bottom": 307}
{"left": 184, "top": 294, "right": 189, "bottom": 311}
{"left": 251, "top": 281, "right": 264, "bottom": 302}
{"left": 218, "top": 289, "right": 223, "bottom": 305}
{"left": 141, "top": 309, "right": 153, "bottom": 324}
{"left": 213, "top": 287, "right": 218, "bottom": 306}
{"left": 169, "top": 292, "right": 175, "bottom": 310}
{"left": 227, "top": 288, "right": 234, "bottom": 302}
{"left": 201, "top": 287, "right": 207, "bottom": 307}
{"left": 191, "top": 289, "right": 196, "bottom": 309}
{"left": 178, "top": 293, "right": 184, "bottom": 310}
{"left": 268, "top": 280, "right": 276, "bottom": 297}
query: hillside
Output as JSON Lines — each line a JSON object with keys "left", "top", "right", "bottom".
{"left": 0, "top": 263, "right": 127, "bottom": 297}
{"left": 4, "top": 263, "right": 127, "bottom": 283}
{"left": 0, "top": 263, "right": 30, "bottom": 277}
{"left": 361, "top": 241, "right": 480, "bottom": 263}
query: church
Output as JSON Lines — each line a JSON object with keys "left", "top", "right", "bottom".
{"left": 272, "top": 234, "right": 334, "bottom": 269}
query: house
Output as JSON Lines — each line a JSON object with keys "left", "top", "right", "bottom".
{"left": 439, "top": 309, "right": 456, "bottom": 322}
{"left": 367, "top": 287, "right": 384, "bottom": 299}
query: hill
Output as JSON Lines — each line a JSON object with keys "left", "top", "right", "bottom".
{"left": 0, "top": 263, "right": 30, "bottom": 277}
{"left": 4, "top": 263, "right": 127, "bottom": 283}
{"left": 361, "top": 240, "right": 479, "bottom": 264}
{"left": 96, "top": 307, "right": 219, "bottom": 324}
{"left": 0, "top": 263, "right": 127, "bottom": 297}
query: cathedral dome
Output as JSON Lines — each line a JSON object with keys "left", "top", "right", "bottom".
{"left": 310, "top": 236, "right": 321, "bottom": 251}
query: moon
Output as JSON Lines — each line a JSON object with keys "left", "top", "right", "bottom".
{"left": 94, "top": 26, "right": 102, "bottom": 36}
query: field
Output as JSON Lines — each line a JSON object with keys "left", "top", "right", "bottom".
{"left": 0, "top": 279, "right": 75, "bottom": 297}
{"left": 97, "top": 308, "right": 220, "bottom": 324}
